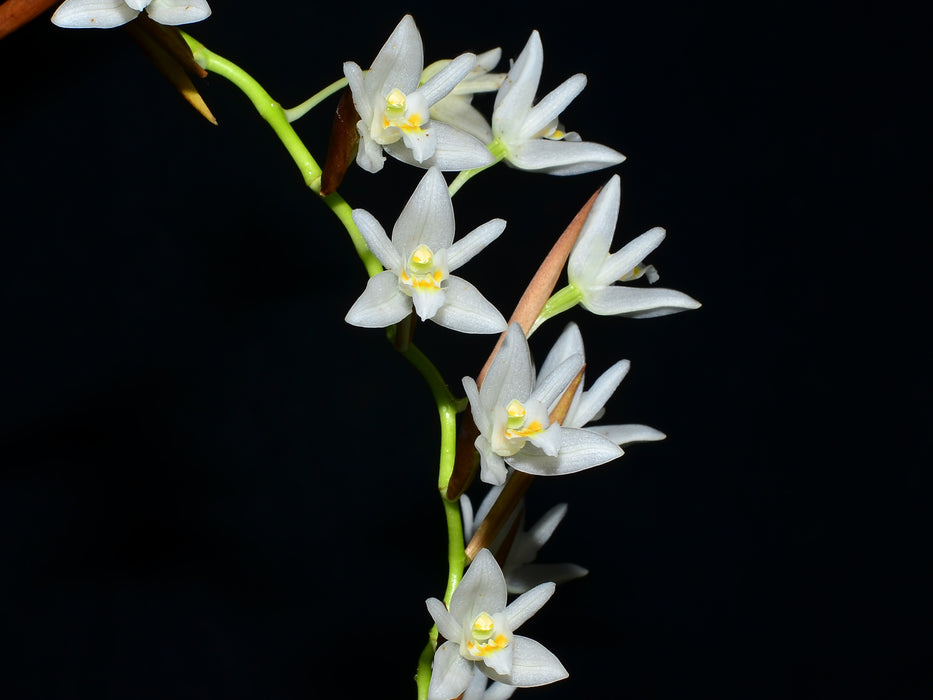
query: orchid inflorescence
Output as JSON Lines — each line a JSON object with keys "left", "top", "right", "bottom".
{"left": 45, "top": 6, "right": 700, "bottom": 698}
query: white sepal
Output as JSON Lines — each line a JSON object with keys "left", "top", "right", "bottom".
{"left": 432, "top": 277, "right": 507, "bottom": 334}
{"left": 428, "top": 642, "right": 474, "bottom": 700}
{"left": 485, "top": 636, "right": 569, "bottom": 687}
{"left": 51, "top": 0, "right": 139, "bottom": 28}
{"left": 504, "top": 582, "right": 555, "bottom": 631}
{"left": 144, "top": 0, "right": 210, "bottom": 25}
{"left": 344, "top": 271, "right": 410, "bottom": 328}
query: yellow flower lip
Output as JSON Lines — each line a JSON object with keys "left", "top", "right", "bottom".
{"left": 466, "top": 611, "right": 510, "bottom": 658}
{"left": 381, "top": 88, "right": 426, "bottom": 134}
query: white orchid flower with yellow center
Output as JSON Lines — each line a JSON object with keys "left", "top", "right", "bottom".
{"left": 488, "top": 30, "right": 625, "bottom": 175}
{"left": 343, "top": 15, "right": 496, "bottom": 173}
{"left": 567, "top": 173, "right": 701, "bottom": 318}
{"left": 51, "top": 0, "right": 210, "bottom": 27}
{"left": 345, "top": 168, "right": 507, "bottom": 333}
{"left": 462, "top": 323, "right": 623, "bottom": 485}
{"left": 533, "top": 175, "right": 701, "bottom": 332}
{"left": 424, "top": 48, "right": 506, "bottom": 144}
{"left": 425, "top": 549, "right": 567, "bottom": 700}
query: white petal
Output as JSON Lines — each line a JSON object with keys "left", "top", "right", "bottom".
{"left": 411, "top": 287, "right": 447, "bottom": 322}
{"left": 481, "top": 324, "right": 535, "bottom": 413}
{"left": 518, "top": 73, "right": 586, "bottom": 141}
{"left": 537, "top": 322, "right": 584, "bottom": 381}
{"left": 481, "top": 622, "right": 514, "bottom": 675}
{"left": 344, "top": 62, "right": 374, "bottom": 124}
{"left": 493, "top": 31, "right": 542, "bottom": 138}
{"left": 366, "top": 15, "right": 423, "bottom": 97}
{"left": 428, "top": 642, "right": 475, "bottom": 700}
{"left": 426, "top": 597, "right": 463, "bottom": 644}
{"left": 450, "top": 549, "right": 507, "bottom": 625}
{"left": 418, "top": 53, "right": 476, "bottom": 107}
{"left": 145, "top": 0, "right": 211, "bottom": 25}
{"left": 351, "top": 209, "right": 401, "bottom": 271}
{"left": 582, "top": 285, "right": 702, "bottom": 317}
{"left": 507, "top": 138, "right": 625, "bottom": 175}
{"left": 446, "top": 219, "right": 507, "bottom": 272}
{"left": 567, "top": 174, "right": 621, "bottom": 285}
{"left": 401, "top": 125, "right": 438, "bottom": 164}
{"left": 471, "top": 47, "right": 503, "bottom": 79}
{"left": 476, "top": 439, "right": 509, "bottom": 486}
{"left": 567, "top": 360, "right": 630, "bottom": 428}
{"left": 462, "top": 377, "right": 491, "bottom": 435}
{"left": 431, "top": 276, "right": 506, "bottom": 334}
{"left": 473, "top": 484, "right": 504, "bottom": 531}
{"left": 524, "top": 503, "right": 567, "bottom": 551}
{"left": 594, "top": 227, "right": 666, "bottom": 287}
{"left": 483, "top": 681, "right": 517, "bottom": 700}
{"left": 461, "top": 668, "right": 489, "bottom": 700}
{"left": 506, "top": 562, "right": 588, "bottom": 595}
{"left": 51, "top": 0, "right": 139, "bottom": 27}
{"left": 483, "top": 635, "right": 568, "bottom": 687}
{"left": 529, "top": 353, "right": 584, "bottom": 410}
{"left": 355, "top": 125, "right": 386, "bottom": 173}
{"left": 591, "top": 423, "right": 667, "bottom": 445}
{"left": 431, "top": 97, "right": 494, "bottom": 143}
{"left": 392, "top": 167, "right": 455, "bottom": 253}
{"left": 504, "top": 582, "right": 555, "bottom": 631}
{"left": 460, "top": 494, "right": 476, "bottom": 538}
{"left": 387, "top": 122, "right": 495, "bottom": 171}
{"left": 344, "top": 271, "right": 411, "bottom": 328}
{"left": 509, "top": 428, "right": 623, "bottom": 476}
{"left": 527, "top": 422, "right": 562, "bottom": 457}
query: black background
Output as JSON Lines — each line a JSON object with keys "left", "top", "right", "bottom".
{"left": 1, "top": 2, "right": 928, "bottom": 698}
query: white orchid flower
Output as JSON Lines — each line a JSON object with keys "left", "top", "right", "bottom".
{"left": 343, "top": 15, "right": 496, "bottom": 173}
{"left": 538, "top": 321, "right": 668, "bottom": 446}
{"left": 463, "top": 487, "right": 588, "bottom": 595}
{"left": 489, "top": 30, "right": 625, "bottom": 175}
{"left": 345, "top": 168, "right": 507, "bottom": 334}
{"left": 425, "top": 48, "right": 506, "bottom": 143}
{"left": 51, "top": 0, "right": 210, "bottom": 28}
{"left": 532, "top": 175, "right": 701, "bottom": 333}
{"left": 462, "top": 323, "right": 623, "bottom": 485}
{"left": 566, "top": 173, "right": 701, "bottom": 318}
{"left": 425, "top": 549, "right": 567, "bottom": 700}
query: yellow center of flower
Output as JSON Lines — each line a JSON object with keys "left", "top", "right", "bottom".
{"left": 399, "top": 245, "right": 444, "bottom": 292}
{"left": 382, "top": 88, "right": 424, "bottom": 133}
{"left": 466, "top": 612, "right": 509, "bottom": 657}
{"left": 504, "top": 399, "right": 543, "bottom": 438}
{"left": 506, "top": 399, "right": 526, "bottom": 430}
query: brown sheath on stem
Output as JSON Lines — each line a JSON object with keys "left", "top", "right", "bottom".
{"left": 445, "top": 186, "right": 601, "bottom": 501}
{"left": 320, "top": 87, "right": 360, "bottom": 196}
{"left": 124, "top": 16, "right": 216, "bottom": 124}
{"left": 0, "top": 0, "right": 58, "bottom": 40}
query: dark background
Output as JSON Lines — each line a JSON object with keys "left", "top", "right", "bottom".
{"left": 1, "top": 2, "right": 927, "bottom": 698}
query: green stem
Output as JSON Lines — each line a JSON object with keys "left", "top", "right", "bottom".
{"left": 529, "top": 284, "right": 584, "bottom": 336}
{"left": 400, "top": 342, "right": 466, "bottom": 699}
{"left": 283, "top": 76, "right": 349, "bottom": 122}
{"left": 180, "top": 33, "right": 382, "bottom": 276}
{"left": 181, "top": 32, "right": 322, "bottom": 191}
{"left": 322, "top": 190, "right": 383, "bottom": 278}
{"left": 447, "top": 139, "right": 507, "bottom": 197}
